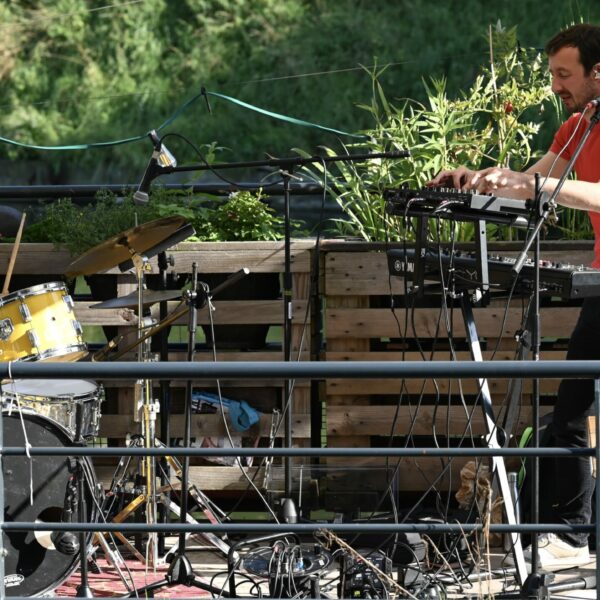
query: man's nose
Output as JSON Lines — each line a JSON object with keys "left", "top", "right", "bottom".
{"left": 551, "top": 77, "right": 564, "bottom": 94}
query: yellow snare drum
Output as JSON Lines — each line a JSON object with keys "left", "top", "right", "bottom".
{"left": 0, "top": 282, "right": 88, "bottom": 362}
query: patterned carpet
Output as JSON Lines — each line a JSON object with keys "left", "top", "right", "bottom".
{"left": 55, "top": 557, "right": 214, "bottom": 598}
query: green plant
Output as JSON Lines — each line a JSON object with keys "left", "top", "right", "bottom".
{"left": 300, "top": 24, "right": 558, "bottom": 243}
{"left": 21, "top": 187, "right": 298, "bottom": 256}
{"left": 210, "top": 189, "right": 288, "bottom": 241}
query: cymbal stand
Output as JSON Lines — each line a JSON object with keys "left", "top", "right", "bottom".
{"left": 129, "top": 250, "right": 160, "bottom": 567}
{"left": 126, "top": 262, "right": 233, "bottom": 597}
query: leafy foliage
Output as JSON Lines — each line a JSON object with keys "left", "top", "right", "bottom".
{"left": 1, "top": 0, "right": 600, "bottom": 185}
{"left": 22, "top": 188, "right": 294, "bottom": 255}
{"left": 300, "top": 25, "right": 558, "bottom": 242}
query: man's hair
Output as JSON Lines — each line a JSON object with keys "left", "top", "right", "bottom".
{"left": 545, "top": 24, "right": 600, "bottom": 74}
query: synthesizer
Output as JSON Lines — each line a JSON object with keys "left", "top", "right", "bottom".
{"left": 384, "top": 186, "right": 539, "bottom": 227}
{"left": 387, "top": 248, "right": 600, "bottom": 299}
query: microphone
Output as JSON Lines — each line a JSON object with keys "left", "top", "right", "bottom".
{"left": 51, "top": 530, "right": 80, "bottom": 555}
{"left": 133, "top": 130, "right": 177, "bottom": 205}
{"left": 586, "top": 97, "right": 600, "bottom": 109}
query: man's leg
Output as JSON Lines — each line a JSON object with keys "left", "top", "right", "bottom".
{"left": 552, "top": 297, "right": 600, "bottom": 547}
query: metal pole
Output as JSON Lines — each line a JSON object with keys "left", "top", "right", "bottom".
{"left": 0, "top": 407, "right": 4, "bottom": 599}
{"left": 594, "top": 378, "right": 600, "bottom": 584}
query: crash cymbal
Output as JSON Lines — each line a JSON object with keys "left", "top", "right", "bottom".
{"left": 64, "top": 215, "right": 189, "bottom": 277}
{"left": 92, "top": 289, "right": 183, "bottom": 309}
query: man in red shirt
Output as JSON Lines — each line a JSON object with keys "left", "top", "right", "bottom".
{"left": 429, "top": 23, "right": 600, "bottom": 570}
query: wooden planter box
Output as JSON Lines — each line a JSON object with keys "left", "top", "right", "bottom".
{"left": 319, "top": 239, "right": 595, "bottom": 511}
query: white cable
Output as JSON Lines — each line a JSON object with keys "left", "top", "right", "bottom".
{"left": 6, "top": 366, "right": 34, "bottom": 504}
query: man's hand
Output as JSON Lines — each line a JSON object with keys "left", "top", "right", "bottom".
{"left": 426, "top": 166, "right": 477, "bottom": 189}
{"left": 427, "top": 166, "right": 532, "bottom": 198}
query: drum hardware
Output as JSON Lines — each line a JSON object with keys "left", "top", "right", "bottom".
{"left": 123, "top": 263, "right": 249, "bottom": 597}
{"left": 0, "top": 318, "right": 13, "bottom": 340}
{"left": 101, "top": 434, "right": 231, "bottom": 565}
{"left": 91, "top": 288, "right": 183, "bottom": 310}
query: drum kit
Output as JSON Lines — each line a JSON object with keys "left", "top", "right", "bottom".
{"left": 0, "top": 215, "right": 234, "bottom": 597}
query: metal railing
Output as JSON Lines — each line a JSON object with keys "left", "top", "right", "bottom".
{"left": 1, "top": 359, "right": 599, "bottom": 599}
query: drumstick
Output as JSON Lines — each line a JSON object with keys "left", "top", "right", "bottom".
{"left": 2, "top": 212, "right": 27, "bottom": 297}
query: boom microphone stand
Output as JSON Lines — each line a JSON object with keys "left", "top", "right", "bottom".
{"left": 134, "top": 141, "right": 408, "bottom": 502}
{"left": 512, "top": 105, "right": 600, "bottom": 598}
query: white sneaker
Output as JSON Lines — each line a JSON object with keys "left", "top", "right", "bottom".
{"left": 505, "top": 534, "right": 591, "bottom": 571}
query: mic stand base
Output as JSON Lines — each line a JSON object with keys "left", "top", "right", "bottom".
{"left": 75, "top": 583, "right": 94, "bottom": 599}
{"left": 125, "top": 551, "right": 230, "bottom": 598}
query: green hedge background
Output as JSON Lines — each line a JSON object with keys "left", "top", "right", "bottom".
{"left": 1, "top": 0, "right": 600, "bottom": 183}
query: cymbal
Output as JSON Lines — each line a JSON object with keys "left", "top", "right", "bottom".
{"left": 64, "top": 215, "right": 189, "bottom": 277}
{"left": 92, "top": 289, "right": 183, "bottom": 309}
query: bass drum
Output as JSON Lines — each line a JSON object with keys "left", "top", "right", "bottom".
{"left": 2, "top": 410, "right": 99, "bottom": 597}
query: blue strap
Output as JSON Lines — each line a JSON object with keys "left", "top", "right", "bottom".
{"left": 192, "top": 391, "right": 261, "bottom": 432}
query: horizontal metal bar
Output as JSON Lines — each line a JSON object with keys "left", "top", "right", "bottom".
{"left": 0, "top": 446, "right": 593, "bottom": 458}
{"left": 0, "top": 182, "right": 326, "bottom": 199}
{"left": 2, "top": 522, "right": 592, "bottom": 534}
{"left": 2, "top": 360, "right": 600, "bottom": 380}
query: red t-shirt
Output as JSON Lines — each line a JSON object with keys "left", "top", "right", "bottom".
{"left": 550, "top": 114, "right": 600, "bottom": 267}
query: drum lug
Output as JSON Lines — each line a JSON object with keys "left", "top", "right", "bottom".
{"left": 19, "top": 302, "right": 32, "bottom": 323}
{"left": 72, "top": 319, "right": 83, "bottom": 336}
{"left": 63, "top": 294, "right": 75, "bottom": 312}
{"left": 27, "top": 329, "right": 40, "bottom": 350}
{"left": 0, "top": 317, "right": 13, "bottom": 341}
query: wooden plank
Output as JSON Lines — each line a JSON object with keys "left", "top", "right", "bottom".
{"left": 324, "top": 248, "right": 596, "bottom": 295}
{"left": 321, "top": 457, "right": 469, "bottom": 492}
{"left": 324, "top": 348, "right": 565, "bottom": 395}
{"left": 0, "top": 241, "right": 314, "bottom": 275}
{"left": 327, "top": 405, "right": 551, "bottom": 437}
{"left": 98, "top": 413, "right": 311, "bottom": 438}
{"left": 94, "top": 465, "right": 268, "bottom": 491}
{"left": 75, "top": 300, "right": 309, "bottom": 326}
{"left": 325, "top": 307, "right": 579, "bottom": 338}
{"left": 326, "top": 378, "right": 560, "bottom": 395}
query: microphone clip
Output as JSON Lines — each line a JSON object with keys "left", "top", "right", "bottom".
{"left": 133, "top": 130, "right": 177, "bottom": 205}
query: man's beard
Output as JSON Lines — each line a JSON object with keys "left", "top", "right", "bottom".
{"left": 571, "top": 79, "right": 597, "bottom": 112}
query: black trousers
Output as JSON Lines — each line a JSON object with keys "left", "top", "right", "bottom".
{"left": 550, "top": 296, "right": 600, "bottom": 547}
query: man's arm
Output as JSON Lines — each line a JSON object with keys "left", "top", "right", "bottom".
{"left": 428, "top": 152, "right": 600, "bottom": 211}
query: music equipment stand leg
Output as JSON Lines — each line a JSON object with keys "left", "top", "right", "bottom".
{"left": 460, "top": 295, "right": 529, "bottom": 586}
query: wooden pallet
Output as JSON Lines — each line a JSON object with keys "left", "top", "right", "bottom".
{"left": 320, "top": 240, "right": 593, "bottom": 506}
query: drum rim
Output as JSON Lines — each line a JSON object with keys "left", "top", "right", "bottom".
{"left": 2, "top": 378, "right": 100, "bottom": 401}
{"left": 0, "top": 281, "right": 66, "bottom": 304}
{"left": 37, "top": 344, "right": 88, "bottom": 361}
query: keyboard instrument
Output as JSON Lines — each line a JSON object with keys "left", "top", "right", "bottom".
{"left": 387, "top": 248, "right": 600, "bottom": 299}
{"left": 384, "top": 186, "right": 539, "bottom": 227}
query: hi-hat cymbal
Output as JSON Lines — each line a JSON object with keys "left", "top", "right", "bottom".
{"left": 92, "top": 289, "right": 183, "bottom": 309}
{"left": 64, "top": 215, "right": 189, "bottom": 278}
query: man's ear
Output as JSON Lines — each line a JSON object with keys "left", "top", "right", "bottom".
{"left": 594, "top": 63, "right": 600, "bottom": 79}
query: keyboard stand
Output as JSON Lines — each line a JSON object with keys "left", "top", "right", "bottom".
{"left": 460, "top": 294, "right": 528, "bottom": 586}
